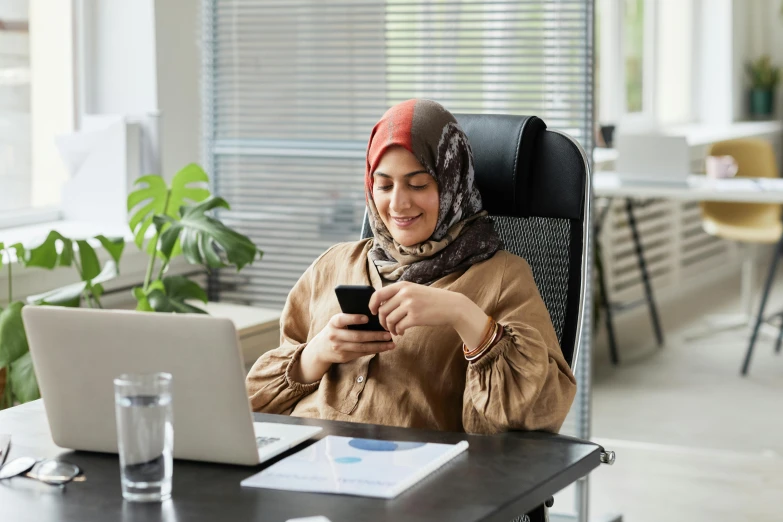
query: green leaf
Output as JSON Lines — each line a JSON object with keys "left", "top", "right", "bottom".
{"left": 156, "top": 197, "right": 261, "bottom": 271}
{"left": 0, "top": 302, "right": 28, "bottom": 368}
{"left": 147, "top": 290, "right": 208, "bottom": 314}
{"left": 132, "top": 280, "right": 165, "bottom": 312}
{"left": 132, "top": 278, "right": 207, "bottom": 314}
{"left": 95, "top": 235, "right": 125, "bottom": 266}
{"left": 25, "top": 231, "right": 74, "bottom": 269}
{"left": 0, "top": 242, "right": 25, "bottom": 270}
{"left": 9, "top": 351, "right": 39, "bottom": 403}
{"left": 26, "top": 261, "right": 119, "bottom": 306}
{"left": 127, "top": 164, "right": 211, "bottom": 253}
{"left": 132, "top": 286, "right": 154, "bottom": 312}
{"left": 128, "top": 176, "right": 169, "bottom": 249}
{"left": 163, "top": 275, "right": 208, "bottom": 304}
{"left": 170, "top": 164, "right": 212, "bottom": 206}
{"left": 76, "top": 240, "right": 101, "bottom": 281}
{"left": 91, "top": 283, "right": 105, "bottom": 300}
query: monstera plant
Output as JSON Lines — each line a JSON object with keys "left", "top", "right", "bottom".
{"left": 0, "top": 163, "right": 262, "bottom": 408}
{"left": 127, "top": 163, "right": 262, "bottom": 313}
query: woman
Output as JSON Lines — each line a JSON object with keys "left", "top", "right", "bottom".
{"left": 246, "top": 99, "right": 576, "bottom": 434}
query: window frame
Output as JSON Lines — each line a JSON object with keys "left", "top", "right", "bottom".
{"left": 0, "top": 0, "right": 79, "bottom": 232}
{"left": 597, "top": 0, "right": 658, "bottom": 127}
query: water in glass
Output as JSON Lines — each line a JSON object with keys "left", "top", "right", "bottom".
{"left": 114, "top": 373, "right": 173, "bottom": 502}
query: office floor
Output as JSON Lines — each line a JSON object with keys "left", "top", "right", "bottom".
{"left": 588, "top": 271, "right": 783, "bottom": 522}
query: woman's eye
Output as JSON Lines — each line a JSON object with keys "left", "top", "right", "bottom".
{"left": 410, "top": 184, "right": 429, "bottom": 190}
{"left": 376, "top": 185, "right": 393, "bottom": 191}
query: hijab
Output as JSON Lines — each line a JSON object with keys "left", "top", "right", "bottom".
{"left": 365, "top": 99, "right": 502, "bottom": 285}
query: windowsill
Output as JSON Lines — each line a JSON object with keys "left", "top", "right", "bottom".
{"left": 0, "top": 219, "right": 132, "bottom": 248}
{"left": 661, "top": 120, "right": 783, "bottom": 146}
{"left": 0, "top": 208, "right": 63, "bottom": 231}
{"left": 0, "top": 219, "right": 197, "bottom": 306}
{"left": 593, "top": 120, "right": 783, "bottom": 169}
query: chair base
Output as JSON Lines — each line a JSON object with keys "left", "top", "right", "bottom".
{"left": 683, "top": 313, "right": 750, "bottom": 341}
{"left": 684, "top": 313, "right": 782, "bottom": 341}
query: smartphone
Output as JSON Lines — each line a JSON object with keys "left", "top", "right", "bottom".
{"left": 334, "top": 285, "right": 385, "bottom": 331}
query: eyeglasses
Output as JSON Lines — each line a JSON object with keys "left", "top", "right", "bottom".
{"left": 0, "top": 456, "right": 84, "bottom": 486}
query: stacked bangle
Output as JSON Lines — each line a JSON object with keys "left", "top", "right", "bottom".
{"left": 463, "top": 317, "right": 504, "bottom": 361}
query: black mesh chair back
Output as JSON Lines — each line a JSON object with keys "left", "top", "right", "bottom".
{"left": 361, "top": 115, "right": 590, "bottom": 369}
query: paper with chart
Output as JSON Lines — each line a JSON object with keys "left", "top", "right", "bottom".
{"left": 241, "top": 435, "right": 469, "bottom": 499}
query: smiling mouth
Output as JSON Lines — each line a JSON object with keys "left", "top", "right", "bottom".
{"left": 391, "top": 214, "right": 422, "bottom": 228}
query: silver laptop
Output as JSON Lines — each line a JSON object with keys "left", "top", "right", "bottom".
{"left": 22, "top": 306, "right": 321, "bottom": 466}
{"left": 615, "top": 133, "right": 692, "bottom": 186}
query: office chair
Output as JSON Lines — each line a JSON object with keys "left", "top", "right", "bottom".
{"left": 361, "top": 114, "right": 609, "bottom": 522}
{"left": 692, "top": 139, "right": 782, "bottom": 346}
{"left": 709, "top": 140, "right": 783, "bottom": 375}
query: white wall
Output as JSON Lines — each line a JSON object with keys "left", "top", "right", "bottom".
{"left": 153, "top": 0, "right": 200, "bottom": 180}
{"left": 81, "top": 0, "right": 157, "bottom": 115}
{"left": 80, "top": 0, "right": 200, "bottom": 180}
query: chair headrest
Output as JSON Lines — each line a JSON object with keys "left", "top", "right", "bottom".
{"left": 455, "top": 114, "right": 585, "bottom": 220}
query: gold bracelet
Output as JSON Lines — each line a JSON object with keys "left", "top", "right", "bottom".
{"left": 464, "top": 321, "right": 502, "bottom": 360}
{"left": 465, "top": 323, "right": 504, "bottom": 361}
{"left": 463, "top": 316, "right": 495, "bottom": 357}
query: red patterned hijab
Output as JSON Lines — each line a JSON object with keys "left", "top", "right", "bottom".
{"left": 365, "top": 99, "right": 502, "bottom": 285}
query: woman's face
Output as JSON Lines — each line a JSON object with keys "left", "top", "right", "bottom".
{"left": 372, "top": 146, "right": 439, "bottom": 247}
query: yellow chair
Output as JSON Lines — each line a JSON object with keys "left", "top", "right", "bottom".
{"left": 701, "top": 139, "right": 782, "bottom": 245}
{"left": 698, "top": 139, "right": 782, "bottom": 374}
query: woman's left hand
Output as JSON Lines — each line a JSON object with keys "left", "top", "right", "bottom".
{"left": 368, "top": 282, "right": 468, "bottom": 336}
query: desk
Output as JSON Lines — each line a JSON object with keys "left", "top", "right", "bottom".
{"left": 593, "top": 172, "right": 783, "bottom": 373}
{"left": 594, "top": 172, "right": 783, "bottom": 204}
{"left": 0, "top": 401, "right": 601, "bottom": 522}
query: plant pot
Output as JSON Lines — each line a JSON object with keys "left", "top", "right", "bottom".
{"left": 750, "top": 88, "right": 775, "bottom": 118}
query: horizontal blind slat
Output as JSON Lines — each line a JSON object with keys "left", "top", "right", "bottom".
{"left": 205, "top": 0, "right": 591, "bottom": 311}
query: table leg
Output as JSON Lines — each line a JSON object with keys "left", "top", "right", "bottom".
{"left": 595, "top": 240, "right": 620, "bottom": 364}
{"left": 624, "top": 199, "right": 664, "bottom": 347}
{"left": 742, "top": 233, "right": 783, "bottom": 375}
{"left": 594, "top": 200, "right": 620, "bottom": 364}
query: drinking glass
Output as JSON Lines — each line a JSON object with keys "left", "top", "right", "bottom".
{"left": 114, "top": 372, "right": 173, "bottom": 502}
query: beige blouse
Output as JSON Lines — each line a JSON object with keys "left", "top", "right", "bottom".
{"left": 246, "top": 239, "right": 576, "bottom": 434}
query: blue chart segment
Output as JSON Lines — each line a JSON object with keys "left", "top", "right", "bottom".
{"left": 334, "top": 457, "right": 362, "bottom": 464}
{"left": 348, "top": 438, "right": 427, "bottom": 452}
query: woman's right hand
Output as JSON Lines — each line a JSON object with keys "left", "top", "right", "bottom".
{"left": 292, "top": 314, "right": 396, "bottom": 383}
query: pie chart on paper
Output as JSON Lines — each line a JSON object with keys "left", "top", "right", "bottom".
{"left": 347, "top": 438, "right": 427, "bottom": 452}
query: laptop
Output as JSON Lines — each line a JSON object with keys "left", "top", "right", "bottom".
{"left": 22, "top": 306, "right": 321, "bottom": 466}
{"left": 615, "top": 133, "right": 692, "bottom": 186}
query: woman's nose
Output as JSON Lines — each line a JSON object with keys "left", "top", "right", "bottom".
{"left": 390, "top": 187, "right": 411, "bottom": 211}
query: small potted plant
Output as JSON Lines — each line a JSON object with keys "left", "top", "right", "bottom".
{"left": 746, "top": 55, "right": 780, "bottom": 118}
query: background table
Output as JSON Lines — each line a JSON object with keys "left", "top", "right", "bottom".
{"left": 594, "top": 172, "right": 783, "bottom": 203}
{"left": 593, "top": 172, "right": 783, "bottom": 371}
{"left": 0, "top": 400, "right": 601, "bottom": 522}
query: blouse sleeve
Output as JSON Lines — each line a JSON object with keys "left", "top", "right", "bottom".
{"left": 245, "top": 258, "right": 322, "bottom": 414}
{"left": 462, "top": 255, "right": 577, "bottom": 434}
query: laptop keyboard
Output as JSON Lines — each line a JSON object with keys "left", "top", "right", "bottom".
{"left": 256, "top": 436, "right": 281, "bottom": 449}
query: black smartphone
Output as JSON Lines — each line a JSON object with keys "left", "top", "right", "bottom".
{"left": 334, "top": 285, "right": 385, "bottom": 331}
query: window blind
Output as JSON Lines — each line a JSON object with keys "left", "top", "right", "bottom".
{"left": 202, "top": 0, "right": 593, "bottom": 309}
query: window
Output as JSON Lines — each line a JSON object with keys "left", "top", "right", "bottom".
{"left": 623, "top": 0, "right": 644, "bottom": 114}
{"left": 0, "top": 0, "right": 74, "bottom": 228}
{"left": 597, "top": 0, "right": 695, "bottom": 128}
{"left": 202, "top": 0, "right": 594, "bottom": 309}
